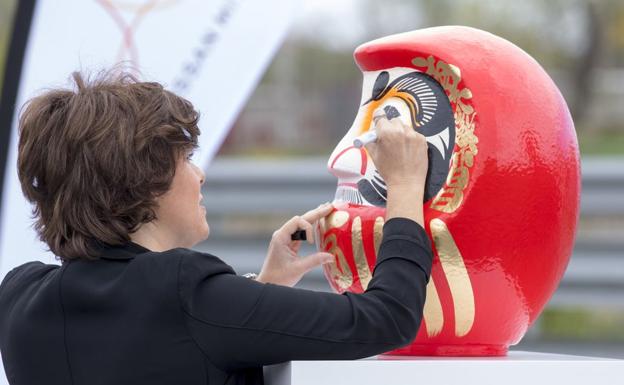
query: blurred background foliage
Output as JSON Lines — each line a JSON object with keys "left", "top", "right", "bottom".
{"left": 1, "top": 0, "right": 623, "bottom": 357}
{"left": 221, "top": 0, "right": 624, "bottom": 157}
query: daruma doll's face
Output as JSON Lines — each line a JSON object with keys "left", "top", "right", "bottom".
{"left": 316, "top": 26, "right": 580, "bottom": 356}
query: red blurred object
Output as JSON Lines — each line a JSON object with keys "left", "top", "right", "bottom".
{"left": 317, "top": 26, "right": 580, "bottom": 356}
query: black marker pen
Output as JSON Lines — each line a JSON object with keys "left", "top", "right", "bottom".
{"left": 290, "top": 229, "right": 307, "bottom": 241}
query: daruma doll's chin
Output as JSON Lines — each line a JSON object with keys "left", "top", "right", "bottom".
{"left": 317, "top": 203, "right": 386, "bottom": 294}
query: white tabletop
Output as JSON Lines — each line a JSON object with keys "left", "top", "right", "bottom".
{"left": 263, "top": 351, "right": 624, "bottom": 385}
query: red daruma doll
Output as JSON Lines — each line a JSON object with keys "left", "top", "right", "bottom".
{"left": 314, "top": 26, "right": 580, "bottom": 356}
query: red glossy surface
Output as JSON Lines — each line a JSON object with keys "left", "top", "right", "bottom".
{"left": 318, "top": 27, "right": 580, "bottom": 356}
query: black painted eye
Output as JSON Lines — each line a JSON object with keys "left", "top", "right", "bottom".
{"left": 383, "top": 105, "right": 401, "bottom": 120}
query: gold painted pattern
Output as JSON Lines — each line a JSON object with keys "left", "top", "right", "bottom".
{"left": 430, "top": 218, "right": 475, "bottom": 336}
{"left": 320, "top": 211, "right": 353, "bottom": 290}
{"left": 328, "top": 210, "right": 350, "bottom": 229}
{"left": 352, "top": 217, "right": 372, "bottom": 291}
{"left": 322, "top": 233, "right": 353, "bottom": 290}
{"left": 412, "top": 55, "right": 479, "bottom": 213}
{"left": 373, "top": 216, "right": 384, "bottom": 255}
{"left": 423, "top": 279, "right": 444, "bottom": 337}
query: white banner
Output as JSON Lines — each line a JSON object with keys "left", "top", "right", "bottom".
{"left": 0, "top": 0, "right": 297, "bottom": 382}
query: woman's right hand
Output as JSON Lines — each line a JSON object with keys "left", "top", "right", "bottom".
{"left": 364, "top": 112, "right": 429, "bottom": 225}
{"left": 364, "top": 113, "right": 429, "bottom": 189}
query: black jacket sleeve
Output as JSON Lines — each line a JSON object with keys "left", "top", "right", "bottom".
{"left": 177, "top": 217, "right": 432, "bottom": 371}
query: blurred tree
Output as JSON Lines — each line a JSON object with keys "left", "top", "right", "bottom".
{"left": 607, "top": 1, "right": 624, "bottom": 66}
{"left": 570, "top": 0, "right": 603, "bottom": 128}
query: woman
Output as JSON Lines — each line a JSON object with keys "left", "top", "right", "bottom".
{"left": 0, "top": 71, "right": 432, "bottom": 385}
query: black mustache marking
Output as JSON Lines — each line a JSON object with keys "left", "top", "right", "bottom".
{"left": 373, "top": 170, "right": 386, "bottom": 187}
{"left": 358, "top": 178, "right": 387, "bottom": 207}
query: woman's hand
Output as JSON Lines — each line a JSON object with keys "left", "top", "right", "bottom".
{"left": 257, "top": 203, "right": 335, "bottom": 287}
{"left": 364, "top": 112, "right": 429, "bottom": 226}
{"left": 365, "top": 113, "right": 429, "bottom": 189}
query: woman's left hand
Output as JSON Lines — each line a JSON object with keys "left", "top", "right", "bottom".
{"left": 257, "top": 203, "right": 335, "bottom": 287}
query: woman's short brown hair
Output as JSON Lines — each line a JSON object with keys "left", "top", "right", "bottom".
{"left": 17, "top": 70, "right": 200, "bottom": 261}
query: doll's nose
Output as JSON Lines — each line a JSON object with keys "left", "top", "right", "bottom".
{"left": 328, "top": 145, "right": 368, "bottom": 179}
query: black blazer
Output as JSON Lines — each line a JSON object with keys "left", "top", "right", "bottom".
{"left": 0, "top": 217, "right": 432, "bottom": 385}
